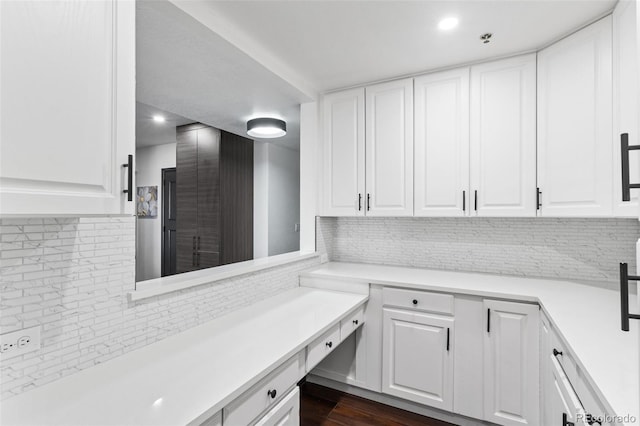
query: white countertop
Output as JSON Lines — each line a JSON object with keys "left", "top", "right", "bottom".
{"left": 302, "top": 262, "right": 640, "bottom": 424}
{"left": 1, "top": 287, "right": 368, "bottom": 426}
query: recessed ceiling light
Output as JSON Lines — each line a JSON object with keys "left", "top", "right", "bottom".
{"left": 247, "top": 118, "right": 287, "bottom": 139}
{"left": 152, "top": 115, "right": 165, "bottom": 123}
{"left": 438, "top": 17, "right": 459, "bottom": 31}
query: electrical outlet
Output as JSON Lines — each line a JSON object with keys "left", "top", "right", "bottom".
{"left": 0, "top": 326, "right": 41, "bottom": 360}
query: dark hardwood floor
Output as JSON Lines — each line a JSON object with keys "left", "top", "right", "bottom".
{"left": 300, "top": 382, "right": 456, "bottom": 426}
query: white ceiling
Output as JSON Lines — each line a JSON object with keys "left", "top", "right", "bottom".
{"left": 136, "top": 0, "right": 309, "bottom": 150}
{"left": 136, "top": 102, "right": 192, "bottom": 148}
{"left": 197, "top": 0, "right": 617, "bottom": 92}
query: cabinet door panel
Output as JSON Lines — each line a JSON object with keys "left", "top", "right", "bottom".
{"left": 538, "top": 17, "right": 613, "bottom": 216}
{"left": 176, "top": 127, "right": 198, "bottom": 273}
{"left": 382, "top": 308, "right": 453, "bottom": 411}
{"left": 0, "top": 0, "right": 134, "bottom": 215}
{"left": 483, "top": 300, "right": 539, "bottom": 426}
{"left": 414, "top": 68, "right": 470, "bottom": 216}
{"left": 470, "top": 54, "right": 537, "bottom": 217}
{"left": 365, "top": 79, "right": 414, "bottom": 216}
{"left": 613, "top": 1, "right": 640, "bottom": 216}
{"left": 196, "top": 127, "right": 221, "bottom": 268}
{"left": 322, "top": 89, "right": 365, "bottom": 216}
{"left": 254, "top": 387, "right": 300, "bottom": 426}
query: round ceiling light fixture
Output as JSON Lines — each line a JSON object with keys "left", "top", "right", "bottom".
{"left": 247, "top": 117, "right": 287, "bottom": 138}
{"left": 438, "top": 17, "right": 459, "bottom": 31}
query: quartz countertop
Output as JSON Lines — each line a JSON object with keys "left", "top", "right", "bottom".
{"left": 0, "top": 287, "right": 368, "bottom": 425}
{"left": 301, "top": 262, "right": 640, "bottom": 425}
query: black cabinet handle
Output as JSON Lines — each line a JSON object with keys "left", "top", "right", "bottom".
{"left": 197, "top": 252, "right": 200, "bottom": 267}
{"left": 446, "top": 328, "right": 450, "bottom": 351}
{"left": 621, "top": 133, "right": 640, "bottom": 201}
{"left": 122, "top": 154, "right": 133, "bottom": 202}
{"left": 358, "top": 193, "right": 362, "bottom": 211}
{"left": 474, "top": 190, "right": 478, "bottom": 211}
{"left": 353, "top": 319, "right": 359, "bottom": 325}
{"left": 619, "top": 263, "right": 640, "bottom": 331}
{"left": 367, "top": 193, "right": 371, "bottom": 211}
{"left": 412, "top": 299, "right": 418, "bottom": 305}
{"left": 563, "top": 413, "right": 575, "bottom": 426}
{"left": 536, "top": 187, "right": 542, "bottom": 210}
{"left": 267, "top": 389, "right": 277, "bottom": 399}
{"left": 487, "top": 308, "right": 491, "bottom": 333}
{"left": 553, "top": 348, "right": 563, "bottom": 357}
{"left": 197, "top": 236, "right": 201, "bottom": 250}
{"left": 462, "top": 190, "right": 466, "bottom": 212}
{"left": 326, "top": 341, "right": 333, "bottom": 348}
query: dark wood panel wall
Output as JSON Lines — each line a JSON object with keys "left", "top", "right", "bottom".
{"left": 175, "top": 123, "right": 253, "bottom": 274}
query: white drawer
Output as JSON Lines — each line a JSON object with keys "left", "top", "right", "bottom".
{"left": 254, "top": 386, "right": 300, "bottom": 426}
{"left": 306, "top": 323, "right": 340, "bottom": 372}
{"left": 340, "top": 306, "right": 364, "bottom": 340}
{"left": 550, "top": 328, "right": 578, "bottom": 385}
{"left": 382, "top": 287, "right": 454, "bottom": 315}
{"left": 224, "top": 353, "right": 302, "bottom": 426}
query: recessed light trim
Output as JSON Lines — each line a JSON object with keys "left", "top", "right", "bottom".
{"left": 247, "top": 118, "right": 287, "bottom": 139}
{"left": 152, "top": 115, "right": 166, "bottom": 123}
{"left": 438, "top": 17, "right": 459, "bottom": 31}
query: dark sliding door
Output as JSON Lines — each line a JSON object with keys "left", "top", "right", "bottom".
{"left": 161, "top": 167, "right": 177, "bottom": 277}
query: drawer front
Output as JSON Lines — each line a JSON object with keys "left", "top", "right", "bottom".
{"left": 306, "top": 324, "right": 341, "bottom": 372}
{"left": 254, "top": 386, "right": 300, "bottom": 426}
{"left": 383, "top": 287, "right": 454, "bottom": 315}
{"left": 550, "top": 329, "right": 578, "bottom": 385}
{"left": 224, "top": 353, "right": 302, "bottom": 426}
{"left": 340, "top": 306, "right": 364, "bottom": 340}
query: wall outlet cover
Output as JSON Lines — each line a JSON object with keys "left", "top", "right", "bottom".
{"left": 0, "top": 326, "right": 41, "bottom": 360}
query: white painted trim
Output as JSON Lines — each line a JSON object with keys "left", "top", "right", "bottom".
{"left": 129, "top": 251, "right": 319, "bottom": 302}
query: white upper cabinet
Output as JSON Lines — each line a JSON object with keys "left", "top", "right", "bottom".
{"left": 613, "top": 1, "right": 640, "bottom": 216}
{"left": 470, "top": 54, "right": 537, "bottom": 217}
{"left": 0, "top": 0, "right": 135, "bottom": 216}
{"left": 483, "top": 299, "right": 539, "bottom": 426}
{"left": 365, "top": 79, "right": 414, "bottom": 216}
{"left": 537, "top": 17, "right": 613, "bottom": 217}
{"left": 322, "top": 88, "right": 366, "bottom": 216}
{"left": 414, "top": 68, "right": 470, "bottom": 217}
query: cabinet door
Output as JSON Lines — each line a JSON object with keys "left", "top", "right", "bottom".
{"left": 365, "top": 79, "right": 414, "bottom": 216}
{"left": 614, "top": 1, "right": 640, "bottom": 216}
{"left": 470, "top": 54, "right": 537, "bottom": 217}
{"left": 176, "top": 127, "right": 199, "bottom": 273}
{"left": 547, "top": 356, "right": 583, "bottom": 426}
{"left": 0, "top": 0, "right": 135, "bottom": 215}
{"left": 322, "top": 89, "right": 365, "bottom": 216}
{"left": 414, "top": 68, "right": 470, "bottom": 217}
{"left": 254, "top": 387, "right": 300, "bottom": 426}
{"left": 196, "top": 127, "right": 221, "bottom": 268}
{"left": 382, "top": 308, "right": 454, "bottom": 411}
{"left": 538, "top": 17, "right": 613, "bottom": 217}
{"left": 483, "top": 300, "right": 539, "bottom": 426}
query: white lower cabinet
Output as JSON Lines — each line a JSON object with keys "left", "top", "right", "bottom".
{"left": 382, "top": 307, "right": 454, "bottom": 411}
{"left": 483, "top": 300, "right": 540, "bottom": 426}
{"left": 254, "top": 387, "right": 300, "bottom": 426}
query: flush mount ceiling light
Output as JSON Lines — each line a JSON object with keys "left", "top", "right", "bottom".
{"left": 438, "top": 17, "right": 459, "bottom": 31}
{"left": 152, "top": 115, "right": 165, "bottom": 123}
{"left": 246, "top": 117, "right": 287, "bottom": 138}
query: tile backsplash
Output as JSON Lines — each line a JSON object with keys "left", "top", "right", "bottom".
{"left": 317, "top": 216, "right": 640, "bottom": 287}
{"left": 0, "top": 217, "right": 319, "bottom": 399}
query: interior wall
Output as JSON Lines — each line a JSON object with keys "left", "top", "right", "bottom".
{"left": 253, "top": 142, "right": 301, "bottom": 258}
{"left": 135, "top": 143, "right": 176, "bottom": 281}
{"left": 317, "top": 216, "right": 640, "bottom": 288}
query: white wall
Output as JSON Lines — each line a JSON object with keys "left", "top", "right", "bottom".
{"left": 135, "top": 143, "right": 176, "bottom": 281}
{"left": 254, "top": 141, "right": 301, "bottom": 258}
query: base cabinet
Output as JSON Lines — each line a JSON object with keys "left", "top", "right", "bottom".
{"left": 382, "top": 308, "right": 454, "bottom": 411}
{"left": 254, "top": 387, "right": 300, "bottom": 426}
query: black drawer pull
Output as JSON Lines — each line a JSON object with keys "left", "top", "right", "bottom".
{"left": 553, "top": 348, "right": 563, "bottom": 357}
{"left": 352, "top": 319, "right": 359, "bottom": 325}
{"left": 122, "top": 154, "right": 133, "bottom": 202}
{"left": 267, "top": 389, "right": 277, "bottom": 399}
{"left": 621, "top": 133, "right": 640, "bottom": 201}
{"left": 326, "top": 341, "right": 333, "bottom": 348}
{"left": 412, "top": 299, "right": 418, "bottom": 305}
{"left": 358, "top": 193, "right": 362, "bottom": 211}
{"left": 563, "top": 413, "right": 574, "bottom": 426}
{"left": 620, "top": 263, "right": 640, "bottom": 331}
